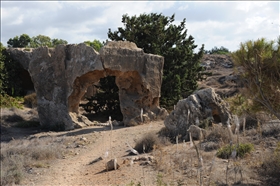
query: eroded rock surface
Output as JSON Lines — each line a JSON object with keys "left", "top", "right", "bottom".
{"left": 8, "top": 41, "right": 167, "bottom": 130}
{"left": 164, "top": 88, "right": 232, "bottom": 139}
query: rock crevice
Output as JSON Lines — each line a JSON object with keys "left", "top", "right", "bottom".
{"left": 8, "top": 41, "right": 168, "bottom": 130}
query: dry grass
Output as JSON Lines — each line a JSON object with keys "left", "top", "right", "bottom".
{"left": 134, "top": 132, "right": 162, "bottom": 153}
{"left": 0, "top": 137, "right": 69, "bottom": 185}
{"left": 206, "top": 125, "right": 231, "bottom": 144}
{"left": 23, "top": 93, "right": 37, "bottom": 108}
{"left": 258, "top": 142, "right": 280, "bottom": 184}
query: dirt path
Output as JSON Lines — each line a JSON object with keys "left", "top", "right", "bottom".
{"left": 21, "top": 121, "right": 165, "bottom": 186}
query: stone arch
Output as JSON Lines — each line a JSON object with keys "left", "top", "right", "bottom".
{"left": 8, "top": 41, "right": 168, "bottom": 130}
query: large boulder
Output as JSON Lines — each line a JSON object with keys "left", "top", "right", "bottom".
{"left": 8, "top": 41, "right": 168, "bottom": 130}
{"left": 164, "top": 88, "right": 232, "bottom": 139}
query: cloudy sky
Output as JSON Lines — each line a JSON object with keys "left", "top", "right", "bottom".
{"left": 1, "top": 1, "right": 279, "bottom": 52}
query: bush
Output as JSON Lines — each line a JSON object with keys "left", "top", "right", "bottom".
{"left": 158, "top": 126, "right": 179, "bottom": 143}
{"left": 261, "top": 142, "right": 280, "bottom": 181}
{"left": 23, "top": 93, "right": 37, "bottom": 108}
{"left": 134, "top": 133, "right": 160, "bottom": 153}
{"left": 206, "top": 125, "right": 231, "bottom": 143}
{"left": 0, "top": 94, "right": 23, "bottom": 109}
{"left": 216, "top": 143, "right": 254, "bottom": 159}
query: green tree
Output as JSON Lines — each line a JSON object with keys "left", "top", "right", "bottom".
{"left": 205, "top": 46, "right": 230, "bottom": 54}
{"left": 0, "top": 43, "right": 25, "bottom": 96}
{"left": 84, "top": 39, "right": 103, "bottom": 51}
{"left": 80, "top": 76, "right": 122, "bottom": 120}
{"left": 108, "top": 13, "right": 207, "bottom": 108}
{"left": 51, "top": 38, "right": 68, "bottom": 46}
{"left": 30, "top": 35, "right": 52, "bottom": 47}
{"left": 7, "top": 34, "right": 31, "bottom": 48}
{"left": 232, "top": 37, "right": 280, "bottom": 120}
{"left": 0, "top": 43, "right": 6, "bottom": 94}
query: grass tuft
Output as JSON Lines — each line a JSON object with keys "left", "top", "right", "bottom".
{"left": 23, "top": 93, "right": 37, "bottom": 108}
{"left": 134, "top": 133, "right": 160, "bottom": 153}
{"left": 216, "top": 143, "right": 254, "bottom": 159}
{"left": 0, "top": 94, "right": 23, "bottom": 109}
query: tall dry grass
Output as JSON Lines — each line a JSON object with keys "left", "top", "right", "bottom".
{"left": 1, "top": 136, "right": 69, "bottom": 185}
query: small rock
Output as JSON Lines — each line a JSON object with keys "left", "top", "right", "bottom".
{"left": 106, "top": 159, "right": 120, "bottom": 171}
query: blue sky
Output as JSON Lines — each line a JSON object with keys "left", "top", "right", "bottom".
{"left": 1, "top": 1, "right": 279, "bottom": 51}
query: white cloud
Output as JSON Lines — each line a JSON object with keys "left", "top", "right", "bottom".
{"left": 1, "top": 1, "right": 279, "bottom": 52}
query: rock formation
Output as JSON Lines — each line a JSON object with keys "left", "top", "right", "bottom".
{"left": 8, "top": 41, "right": 168, "bottom": 130}
{"left": 164, "top": 88, "right": 232, "bottom": 140}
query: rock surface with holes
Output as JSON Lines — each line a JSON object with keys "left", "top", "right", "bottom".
{"left": 164, "top": 88, "right": 232, "bottom": 140}
{"left": 8, "top": 41, "right": 168, "bottom": 130}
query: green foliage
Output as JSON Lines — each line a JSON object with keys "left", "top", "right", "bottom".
{"left": 0, "top": 43, "right": 6, "bottom": 94}
{"left": 7, "top": 34, "right": 31, "bottom": 48}
{"left": 226, "top": 94, "right": 253, "bottom": 116}
{"left": 51, "top": 38, "right": 68, "bottom": 46}
{"left": 205, "top": 46, "right": 230, "bottom": 54}
{"left": 108, "top": 13, "right": 208, "bottom": 109}
{"left": 80, "top": 76, "right": 122, "bottom": 120}
{"left": 232, "top": 37, "right": 280, "bottom": 120}
{"left": 0, "top": 46, "right": 26, "bottom": 96}
{"left": 216, "top": 143, "right": 254, "bottom": 159}
{"left": 0, "top": 94, "right": 23, "bottom": 108}
{"left": 7, "top": 34, "right": 68, "bottom": 48}
{"left": 84, "top": 39, "right": 103, "bottom": 51}
{"left": 29, "top": 35, "right": 51, "bottom": 47}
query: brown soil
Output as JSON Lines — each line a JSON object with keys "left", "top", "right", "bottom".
{"left": 1, "top": 55, "right": 279, "bottom": 186}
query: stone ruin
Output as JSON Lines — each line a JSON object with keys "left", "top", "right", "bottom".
{"left": 164, "top": 88, "right": 233, "bottom": 140}
{"left": 8, "top": 41, "right": 168, "bottom": 130}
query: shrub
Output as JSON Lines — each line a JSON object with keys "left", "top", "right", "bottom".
{"left": 261, "top": 142, "right": 280, "bottom": 181}
{"left": 158, "top": 126, "right": 179, "bottom": 143}
{"left": 23, "top": 93, "right": 37, "bottom": 108}
{"left": 0, "top": 94, "right": 23, "bottom": 109}
{"left": 134, "top": 133, "right": 160, "bottom": 153}
{"left": 206, "top": 125, "right": 231, "bottom": 144}
{"left": 216, "top": 143, "right": 254, "bottom": 159}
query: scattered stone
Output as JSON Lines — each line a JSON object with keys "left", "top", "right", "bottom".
{"left": 106, "top": 159, "right": 120, "bottom": 171}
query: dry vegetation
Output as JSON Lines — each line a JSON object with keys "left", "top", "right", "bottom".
{"left": 1, "top": 137, "right": 68, "bottom": 185}
{"left": 1, "top": 106, "right": 280, "bottom": 185}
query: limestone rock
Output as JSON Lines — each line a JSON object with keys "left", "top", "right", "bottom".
{"left": 106, "top": 159, "right": 120, "bottom": 171}
{"left": 187, "top": 125, "right": 207, "bottom": 140}
{"left": 8, "top": 41, "right": 167, "bottom": 130}
{"left": 164, "top": 88, "right": 232, "bottom": 139}
{"left": 69, "top": 112, "right": 93, "bottom": 128}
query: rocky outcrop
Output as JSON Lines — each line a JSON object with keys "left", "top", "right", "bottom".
{"left": 8, "top": 41, "right": 168, "bottom": 130}
{"left": 164, "top": 88, "right": 232, "bottom": 140}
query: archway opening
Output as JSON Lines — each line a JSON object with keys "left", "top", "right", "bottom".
{"left": 80, "top": 76, "right": 123, "bottom": 122}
